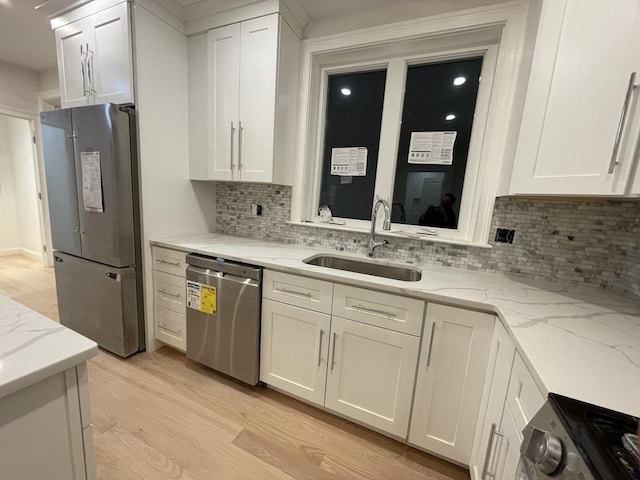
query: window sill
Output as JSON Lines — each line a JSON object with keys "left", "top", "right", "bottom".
{"left": 288, "top": 221, "right": 493, "bottom": 249}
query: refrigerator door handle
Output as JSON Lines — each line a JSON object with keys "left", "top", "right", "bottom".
{"left": 105, "top": 272, "right": 120, "bottom": 281}
{"left": 54, "top": 256, "right": 64, "bottom": 262}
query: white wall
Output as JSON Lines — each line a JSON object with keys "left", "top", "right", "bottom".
{"left": 0, "top": 61, "right": 40, "bottom": 114}
{"left": 134, "top": 4, "right": 216, "bottom": 352}
{"left": 0, "top": 115, "right": 42, "bottom": 258}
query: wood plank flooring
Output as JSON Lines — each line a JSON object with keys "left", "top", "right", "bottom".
{"left": 0, "top": 255, "right": 470, "bottom": 480}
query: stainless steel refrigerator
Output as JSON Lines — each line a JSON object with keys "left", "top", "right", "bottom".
{"left": 41, "top": 103, "right": 144, "bottom": 357}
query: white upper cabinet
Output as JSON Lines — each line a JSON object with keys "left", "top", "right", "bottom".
{"left": 510, "top": 0, "right": 640, "bottom": 195}
{"left": 409, "top": 303, "right": 494, "bottom": 465}
{"left": 189, "top": 14, "right": 300, "bottom": 184}
{"left": 55, "top": 2, "right": 134, "bottom": 108}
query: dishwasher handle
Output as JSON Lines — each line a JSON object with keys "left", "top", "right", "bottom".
{"left": 186, "top": 254, "right": 262, "bottom": 281}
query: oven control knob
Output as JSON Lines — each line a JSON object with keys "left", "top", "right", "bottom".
{"left": 532, "top": 432, "right": 563, "bottom": 474}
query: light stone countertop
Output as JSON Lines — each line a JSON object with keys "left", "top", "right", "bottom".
{"left": 151, "top": 233, "right": 640, "bottom": 417}
{"left": 0, "top": 294, "right": 98, "bottom": 399}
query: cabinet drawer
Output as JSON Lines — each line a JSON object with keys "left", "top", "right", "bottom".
{"left": 152, "top": 246, "right": 187, "bottom": 277}
{"left": 154, "top": 306, "right": 186, "bottom": 351}
{"left": 506, "top": 353, "right": 545, "bottom": 433}
{"left": 332, "top": 284, "right": 425, "bottom": 336}
{"left": 263, "top": 270, "right": 333, "bottom": 314}
{"left": 153, "top": 271, "right": 186, "bottom": 315}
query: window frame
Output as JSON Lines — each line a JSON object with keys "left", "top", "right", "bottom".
{"left": 310, "top": 46, "right": 498, "bottom": 239}
{"left": 291, "top": 3, "right": 529, "bottom": 245}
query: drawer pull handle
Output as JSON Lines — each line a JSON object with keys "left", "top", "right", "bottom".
{"left": 317, "top": 329, "right": 324, "bottom": 367}
{"left": 481, "top": 423, "right": 497, "bottom": 480}
{"left": 159, "top": 289, "right": 181, "bottom": 298}
{"left": 484, "top": 428, "right": 505, "bottom": 479}
{"left": 352, "top": 304, "right": 397, "bottom": 318}
{"left": 275, "top": 287, "right": 312, "bottom": 298}
{"left": 330, "top": 332, "right": 338, "bottom": 372}
{"left": 157, "top": 258, "right": 180, "bottom": 266}
{"left": 160, "top": 326, "right": 181, "bottom": 335}
{"left": 426, "top": 322, "right": 436, "bottom": 369}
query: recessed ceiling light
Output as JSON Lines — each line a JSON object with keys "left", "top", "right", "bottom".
{"left": 340, "top": 88, "right": 351, "bottom": 96}
{"left": 453, "top": 76, "right": 466, "bottom": 86}
{"left": 445, "top": 114, "right": 456, "bottom": 121}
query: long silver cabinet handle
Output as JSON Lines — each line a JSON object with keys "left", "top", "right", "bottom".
{"left": 485, "top": 429, "right": 505, "bottom": 479}
{"left": 481, "top": 423, "right": 497, "bottom": 480}
{"left": 238, "top": 120, "right": 244, "bottom": 171}
{"left": 330, "top": 332, "right": 338, "bottom": 372}
{"left": 159, "top": 289, "right": 181, "bottom": 298}
{"left": 89, "top": 47, "right": 96, "bottom": 94}
{"left": 275, "top": 287, "right": 312, "bottom": 298}
{"left": 609, "top": 72, "right": 638, "bottom": 174}
{"left": 160, "top": 325, "right": 181, "bottom": 335}
{"left": 157, "top": 258, "right": 180, "bottom": 266}
{"left": 230, "top": 121, "right": 235, "bottom": 171}
{"left": 317, "top": 329, "right": 324, "bottom": 367}
{"left": 352, "top": 304, "right": 397, "bottom": 317}
{"left": 426, "top": 322, "right": 436, "bottom": 368}
{"left": 80, "top": 45, "right": 87, "bottom": 95}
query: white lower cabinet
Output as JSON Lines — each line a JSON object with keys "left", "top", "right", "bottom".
{"left": 469, "top": 321, "right": 516, "bottom": 479}
{"left": 152, "top": 246, "right": 187, "bottom": 351}
{"left": 325, "top": 316, "right": 420, "bottom": 438}
{"left": 260, "top": 299, "right": 330, "bottom": 405}
{"left": 408, "top": 304, "right": 494, "bottom": 464}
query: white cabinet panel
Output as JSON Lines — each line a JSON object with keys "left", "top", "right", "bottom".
{"left": 511, "top": 0, "right": 640, "bottom": 195}
{"left": 263, "top": 270, "right": 333, "bottom": 314}
{"left": 493, "top": 405, "right": 523, "bottom": 480}
{"left": 332, "top": 284, "right": 424, "bottom": 336}
{"left": 152, "top": 246, "right": 186, "bottom": 277}
{"left": 153, "top": 270, "right": 186, "bottom": 315}
{"left": 207, "top": 23, "right": 241, "bottom": 181}
{"left": 55, "top": 21, "right": 91, "bottom": 108}
{"left": 238, "top": 14, "right": 278, "bottom": 182}
{"left": 154, "top": 305, "right": 186, "bottom": 351}
{"left": 260, "top": 299, "right": 330, "bottom": 405}
{"left": 469, "top": 320, "right": 516, "bottom": 479}
{"left": 325, "top": 316, "right": 419, "bottom": 438}
{"left": 91, "top": 2, "right": 133, "bottom": 105}
{"left": 409, "top": 304, "right": 494, "bottom": 464}
{"left": 506, "top": 353, "right": 545, "bottom": 433}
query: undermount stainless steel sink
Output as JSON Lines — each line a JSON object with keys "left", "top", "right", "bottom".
{"left": 303, "top": 254, "right": 422, "bottom": 282}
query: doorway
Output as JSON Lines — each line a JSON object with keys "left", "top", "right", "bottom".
{"left": 0, "top": 113, "right": 46, "bottom": 265}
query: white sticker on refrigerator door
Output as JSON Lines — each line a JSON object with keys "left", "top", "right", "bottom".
{"left": 186, "top": 280, "right": 201, "bottom": 310}
{"left": 80, "top": 151, "right": 104, "bottom": 212}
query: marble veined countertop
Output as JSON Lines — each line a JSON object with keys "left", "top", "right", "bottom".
{"left": 0, "top": 294, "right": 98, "bottom": 399}
{"left": 152, "top": 233, "right": 640, "bottom": 417}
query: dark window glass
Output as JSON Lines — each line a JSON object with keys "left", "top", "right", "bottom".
{"left": 391, "top": 58, "right": 483, "bottom": 228}
{"left": 319, "top": 70, "right": 386, "bottom": 220}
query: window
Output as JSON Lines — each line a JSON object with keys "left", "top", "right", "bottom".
{"left": 293, "top": 10, "right": 524, "bottom": 245}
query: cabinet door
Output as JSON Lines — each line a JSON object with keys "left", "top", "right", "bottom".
{"left": 469, "top": 321, "right": 516, "bottom": 479}
{"left": 325, "top": 316, "right": 419, "bottom": 438}
{"left": 493, "top": 405, "right": 522, "bottom": 480}
{"left": 55, "top": 20, "right": 91, "bottom": 108}
{"left": 89, "top": 2, "right": 134, "bottom": 105}
{"left": 511, "top": 0, "right": 640, "bottom": 195}
{"left": 238, "top": 14, "right": 278, "bottom": 182}
{"left": 409, "top": 304, "right": 494, "bottom": 464}
{"left": 260, "top": 299, "right": 330, "bottom": 406}
{"left": 207, "top": 23, "right": 241, "bottom": 181}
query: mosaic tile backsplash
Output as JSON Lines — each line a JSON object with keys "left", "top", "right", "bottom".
{"left": 215, "top": 182, "right": 640, "bottom": 297}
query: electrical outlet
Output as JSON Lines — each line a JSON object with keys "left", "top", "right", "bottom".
{"left": 495, "top": 228, "right": 515, "bottom": 243}
{"left": 251, "top": 204, "right": 262, "bottom": 217}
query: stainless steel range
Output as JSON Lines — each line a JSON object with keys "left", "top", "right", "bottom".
{"left": 519, "top": 393, "right": 639, "bottom": 479}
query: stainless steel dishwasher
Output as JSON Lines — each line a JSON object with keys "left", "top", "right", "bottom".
{"left": 185, "top": 254, "right": 262, "bottom": 385}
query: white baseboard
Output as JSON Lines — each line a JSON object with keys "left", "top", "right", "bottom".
{"left": 0, "top": 248, "right": 43, "bottom": 260}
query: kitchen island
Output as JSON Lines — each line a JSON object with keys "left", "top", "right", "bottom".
{"left": 0, "top": 294, "right": 98, "bottom": 480}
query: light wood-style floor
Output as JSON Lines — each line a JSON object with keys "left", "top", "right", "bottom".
{"left": 0, "top": 254, "right": 470, "bottom": 480}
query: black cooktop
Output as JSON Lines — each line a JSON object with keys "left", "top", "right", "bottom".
{"left": 549, "top": 393, "right": 639, "bottom": 480}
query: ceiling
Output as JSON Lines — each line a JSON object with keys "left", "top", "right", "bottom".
{"left": 0, "top": 0, "right": 58, "bottom": 72}
{"left": 0, "top": 0, "right": 510, "bottom": 73}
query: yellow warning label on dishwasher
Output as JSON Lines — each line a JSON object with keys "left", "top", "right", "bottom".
{"left": 200, "top": 285, "right": 216, "bottom": 314}
{"left": 186, "top": 281, "right": 216, "bottom": 314}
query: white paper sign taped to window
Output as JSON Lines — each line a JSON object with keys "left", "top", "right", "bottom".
{"left": 80, "top": 151, "right": 103, "bottom": 212}
{"left": 331, "top": 147, "right": 367, "bottom": 176}
{"left": 408, "top": 131, "right": 457, "bottom": 165}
